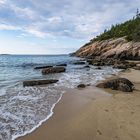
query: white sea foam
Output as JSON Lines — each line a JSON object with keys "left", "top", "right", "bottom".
{"left": 11, "top": 92, "right": 64, "bottom": 140}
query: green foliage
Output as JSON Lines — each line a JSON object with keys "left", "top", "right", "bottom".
{"left": 93, "top": 10, "right": 140, "bottom": 42}
{"left": 132, "top": 25, "right": 140, "bottom": 41}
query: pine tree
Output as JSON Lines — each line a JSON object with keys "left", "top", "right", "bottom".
{"left": 136, "top": 9, "right": 140, "bottom": 18}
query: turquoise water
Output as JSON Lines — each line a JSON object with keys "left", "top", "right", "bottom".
{"left": 0, "top": 55, "right": 120, "bottom": 140}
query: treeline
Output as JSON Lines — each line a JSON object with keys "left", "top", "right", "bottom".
{"left": 92, "top": 9, "right": 140, "bottom": 42}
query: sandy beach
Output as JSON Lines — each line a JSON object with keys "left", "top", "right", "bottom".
{"left": 18, "top": 69, "right": 140, "bottom": 140}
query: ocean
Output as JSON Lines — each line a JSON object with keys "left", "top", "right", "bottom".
{"left": 0, "top": 55, "right": 120, "bottom": 140}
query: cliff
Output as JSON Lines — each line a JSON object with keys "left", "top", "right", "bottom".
{"left": 72, "top": 37, "right": 140, "bottom": 60}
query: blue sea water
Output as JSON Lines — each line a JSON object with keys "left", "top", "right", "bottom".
{"left": 0, "top": 55, "right": 120, "bottom": 140}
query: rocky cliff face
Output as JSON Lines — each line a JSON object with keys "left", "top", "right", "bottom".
{"left": 72, "top": 38, "right": 140, "bottom": 60}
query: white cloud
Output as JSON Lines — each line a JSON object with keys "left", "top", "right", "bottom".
{"left": 25, "top": 27, "right": 47, "bottom": 38}
{"left": 0, "top": 24, "right": 21, "bottom": 30}
{"left": 0, "top": 0, "right": 6, "bottom": 5}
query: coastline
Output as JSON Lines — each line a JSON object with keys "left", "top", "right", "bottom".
{"left": 18, "top": 69, "right": 140, "bottom": 140}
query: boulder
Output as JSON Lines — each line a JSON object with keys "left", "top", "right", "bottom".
{"left": 42, "top": 67, "right": 66, "bottom": 75}
{"left": 34, "top": 65, "right": 53, "bottom": 70}
{"left": 23, "top": 79, "right": 58, "bottom": 87}
{"left": 77, "top": 84, "right": 86, "bottom": 88}
{"left": 96, "top": 78, "right": 134, "bottom": 92}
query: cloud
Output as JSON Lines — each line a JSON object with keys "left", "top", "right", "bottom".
{"left": 25, "top": 27, "right": 47, "bottom": 38}
{"left": 0, "top": 0, "right": 139, "bottom": 39}
{"left": 0, "top": 0, "right": 6, "bottom": 5}
{"left": 0, "top": 24, "right": 21, "bottom": 30}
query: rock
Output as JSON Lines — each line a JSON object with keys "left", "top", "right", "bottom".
{"left": 96, "top": 78, "right": 134, "bottom": 92}
{"left": 118, "top": 83, "right": 133, "bottom": 92}
{"left": 113, "top": 64, "right": 127, "bottom": 69}
{"left": 133, "top": 66, "right": 140, "bottom": 70}
{"left": 77, "top": 84, "right": 86, "bottom": 88}
{"left": 113, "top": 61, "right": 137, "bottom": 69}
{"left": 56, "top": 64, "right": 67, "bottom": 67}
{"left": 73, "top": 61, "right": 86, "bottom": 65}
{"left": 84, "top": 65, "right": 90, "bottom": 68}
{"left": 34, "top": 65, "right": 53, "bottom": 70}
{"left": 93, "top": 62, "right": 102, "bottom": 66}
{"left": 23, "top": 79, "right": 58, "bottom": 87}
{"left": 72, "top": 37, "right": 140, "bottom": 60}
{"left": 96, "top": 67, "right": 102, "bottom": 70}
{"left": 42, "top": 67, "right": 66, "bottom": 75}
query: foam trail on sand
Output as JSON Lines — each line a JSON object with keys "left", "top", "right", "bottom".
{"left": 12, "top": 92, "right": 64, "bottom": 140}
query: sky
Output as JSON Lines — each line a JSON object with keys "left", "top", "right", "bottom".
{"left": 0, "top": 0, "right": 139, "bottom": 54}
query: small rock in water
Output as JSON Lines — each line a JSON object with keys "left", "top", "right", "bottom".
{"left": 23, "top": 79, "right": 58, "bottom": 87}
{"left": 96, "top": 67, "right": 102, "bottom": 70}
{"left": 34, "top": 65, "right": 53, "bottom": 70}
{"left": 84, "top": 65, "right": 90, "bottom": 68}
{"left": 42, "top": 67, "right": 66, "bottom": 75}
{"left": 77, "top": 84, "right": 86, "bottom": 88}
{"left": 73, "top": 61, "right": 86, "bottom": 65}
{"left": 96, "top": 78, "right": 134, "bottom": 92}
{"left": 56, "top": 63, "right": 67, "bottom": 67}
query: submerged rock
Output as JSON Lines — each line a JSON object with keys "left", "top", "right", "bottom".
{"left": 56, "top": 63, "right": 67, "bottom": 67}
{"left": 23, "top": 79, "right": 58, "bottom": 87}
{"left": 96, "top": 67, "right": 102, "bottom": 70}
{"left": 96, "top": 78, "right": 134, "bottom": 92}
{"left": 42, "top": 67, "right": 66, "bottom": 75}
{"left": 73, "top": 61, "right": 86, "bottom": 65}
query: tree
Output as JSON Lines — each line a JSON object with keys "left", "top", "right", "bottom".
{"left": 136, "top": 9, "right": 140, "bottom": 18}
{"left": 132, "top": 25, "right": 140, "bottom": 41}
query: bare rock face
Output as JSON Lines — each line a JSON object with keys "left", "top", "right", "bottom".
{"left": 96, "top": 78, "right": 134, "bottom": 92}
{"left": 42, "top": 67, "right": 66, "bottom": 75}
{"left": 72, "top": 37, "right": 140, "bottom": 60}
{"left": 23, "top": 79, "right": 58, "bottom": 87}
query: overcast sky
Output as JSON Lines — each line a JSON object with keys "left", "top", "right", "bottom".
{"left": 0, "top": 0, "right": 139, "bottom": 54}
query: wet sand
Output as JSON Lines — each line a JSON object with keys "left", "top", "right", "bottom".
{"left": 18, "top": 69, "right": 140, "bottom": 140}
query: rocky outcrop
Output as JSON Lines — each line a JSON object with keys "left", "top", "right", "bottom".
{"left": 96, "top": 78, "right": 134, "bottom": 92}
{"left": 72, "top": 37, "right": 140, "bottom": 60}
{"left": 23, "top": 79, "right": 58, "bottom": 87}
{"left": 42, "top": 67, "right": 66, "bottom": 75}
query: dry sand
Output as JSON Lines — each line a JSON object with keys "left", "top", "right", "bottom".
{"left": 18, "top": 69, "right": 140, "bottom": 140}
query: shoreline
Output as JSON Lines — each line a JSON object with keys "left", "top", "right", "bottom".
{"left": 12, "top": 93, "right": 64, "bottom": 140}
{"left": 18, "top": 69, "right": 140, "bottom": 140}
